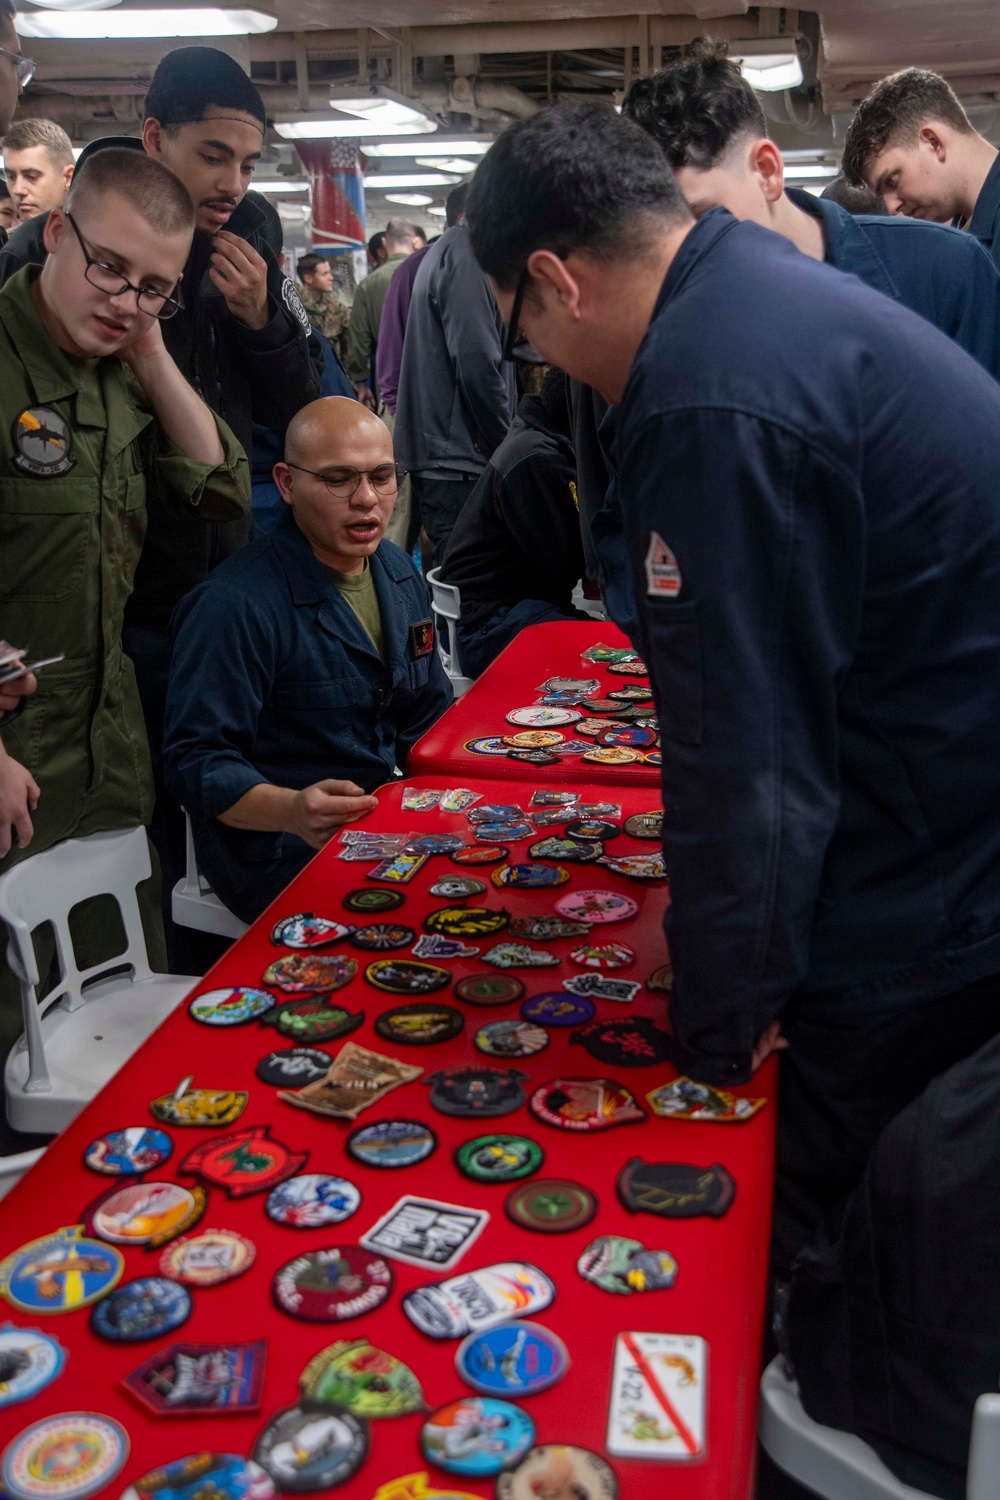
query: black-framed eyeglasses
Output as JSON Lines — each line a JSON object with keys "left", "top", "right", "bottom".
{"left": 502, "top": 264, "right": 530, "bottom": 363}
{"left": 0, "top": 44, "right": 34, "bottom": 89}
{"left": 66, "top": 212, "right": 183, "bottom": 321}
{"left": 286, "top": 461, "right": 406, "bottom": 498}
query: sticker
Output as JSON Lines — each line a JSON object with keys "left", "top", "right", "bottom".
{"left": 646, "top": 962, "right": 674, "bottom": 992}
{"left": 122, "top": 1340, "right": 266, "bottom": 1417}
{"left": 528, "top": 805, "right": 579, "bottom": 827}
{"left": 467, "top": 805, "right": 528, "bottom": 824}
{"left": 571, "top": 1016, "right": 671, "bottom": 1068}
{"left": 583, "top": 746, "right": 642, "bottom": 765}
{"left": 368, "top": 852, "right": 429, "bottom": 883}
{"left": 474, "top": 822, "right": 534, "bottom": 843}
{"left": 90, "top": 1277, "right": 191, "bottom": 1342}
{"left": 607, "top": 1332, "right": 706, "bottom": 1460}
{"left": 600, "top": 852, "right": 667, "bottom": 881}
{"left": 607, "top": 660, "right": 649, "bottom": 676}
{"left": 189, "top": 987, "right": 275, "bottom": 1026}
{"left": 262, "top": 999, "right": 364, "bottom": 1043}
{"left": 520, "top": 993, "right": 595, "bottom": 1027}
{"left": 495, "top": 1447, "right": 618, "bottom": 1500}
{"left": 439, "top": 788, "right": 482, "bottom": 813}
{"left": 266, "top": 1174, "right": 361, "bottom": 1228}
{"left": 149, "top": 1081, "right": 248, "bottom": 1128}
{"left": 159, "top": 1230, "right": 256, "bottom": 1287}
{"left": 475, "top": 1019, "right": 548, "bottom": 1058}
{"left": 451, "top": 843, "right": 508, "bottom": 865}
{"left": 411, "top": 934, "right": 480, "bottom": 960}
{"left": 607, "top": 686, "right": 653, "bottom": 702}
{"left": 404, "top": 834, "right": 467, "bottom": 855}
{"left": 564, "top": 974, "right": 642, "bottom": 1004}
{"left": 402, "top": 1263, "right": 556, "bottom": 1340}
{"left": 1, "top": 1415, "right": 127, "bottom": 1500}
{"left": 402, "top": 786, "right": 442, "bottom": 811}
{"left": 454, "top": 1135, "right": 544, "bottom": 1184}
{"left": 84, "top": 1127, "right": 172, "bottom": 1177}
{"left": 457, "top": 1322, "right": 570, "bottom": 1397}
{"left": 424, "top": 905, "right": 509, "bottom": 938}
{"left": 429, "top": 875, "right": 487, "bottom": 899}
{"left": 253, "top": 1402, "right": 369, "bottom": 1492}
{"left": 0, "top": 1324, "right": 66, "bottom": 1407}
{"left": 505, "top": 1179, "right": 598, "bottom": 1234}
{"left": 256, "top": 1047, "right": 331, "bottom": 1087}
{"left": 569, "top": 942, "right": 635, "bottom": 969}
{"left": 375, "top": 1002, "right": 465, "bottom": 1046}
{"left": 12, "top": 407, "right": 76, "bottom": 479}
{"left": 453, "top": 973, "right": 525, "bottom": 1007}
{"left": 581, "top": 642, "right": 637, "bottom": 662}
{"left": 300, "top": 1339, "right": 424, "bottom": 1418}
{"left": 420, "top": 1397, "right": 535, "bottom": 1477}
{"left": 554, "top": 889, "right": 638, "bottom": 924}
{"left": 277, "top": 1041, "right": 422, "bottom": 1120}
{"left": 347, "top": 1119, "right": 438, "bottom": 1169}
{"left": 536, "top": 692, "right": 585, "bottom": 706}
{"left": 409, "top": 619, "right": 435, "bottom": 658}
{"left": 361, "top": 1196, "right": 489, "bottom": 1270}
{"left": 503, "top": 730, "right": 568, "bottom": 748}
{"left": 645, "top": 532, "right": 682, "bottom": 598}
{"left": 119, "top": 1455, "right": 274, "bottom": 1500}
{"left": 481, "top": 942, "right": 560, "bottom": 969}
{"left": 529, "top": 1078, "right": 646, "bottom": 1132}
{"left": 617, "top": 1159, "right": 736, "bottom": 1217}
{"left": 464, "top": 737, "right": 512, "bottom": 756}
{"left": 566, "top": 819, "right": 620, "bottom": 842}
{"left": 281, "top": 275, "right": 313, "bottom": 334}
{"left": 646, "top": 1078, "right": 766, "bottom": 1122}
{"left": 507, "top": 914, "right": 589, "bottom": 940}
{"left": 348, "top": 923, "right": 416, "bottom": 951}
{"left": 505, "top": 707, "right": 578, "bottom": 727}
{"left": 578, "top": 1236, "right": 677, "bottom": 1295}
{"left": 536, "top": 677, "right": 600, "bottom": 694}
{"left": 272, "top": 1246, "right": 394, "bottom": 1322}
{"left": 366, "top": 959, "right": 451, "bottom": 994}
{"left": 577, "top": 802, "right": 623, "bottom": 818}
{"left": 342, "top": 888, "right": 405, "bottom": 914}
{"left": 0, "top": 1228, "right": 123, "bottom": 1313}
{"left": 490, "top": 863, "right": 570, "bottom": 890}
{"left": 262, "top": 954, "right": 358, "bottom": 992}
{"left": 527, "top": 836, "right": 601, "bottom": 863}
{"left": 84, "top": 1182, "right": 202, "bottom": 1247}
{"left": 426, "top": 1066, "right": 529, "bottom": 1117}
{"left": 180, "top": 1125, "right": 308, "bottom": 1198}
{"left": 530, "top": 791, "right": 578, "bottom": 807}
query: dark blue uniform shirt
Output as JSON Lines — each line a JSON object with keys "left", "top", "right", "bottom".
{"left": 609, "top": 209, "right": 1000, "bottom": 1084}
{"left": 164, "top": 510, "right": 452, "bottom": 919}
{"left": 965, "top": 151, "right": 1000, "bottom": 272}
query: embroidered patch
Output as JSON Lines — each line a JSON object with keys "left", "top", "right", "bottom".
{"left": 281, "top": 276, "right": 313, "bottom": 336}
{"left": 409, "top": 619, "right": 434, "bottom": 658}
{"left": 645, "top": 531, "right": 682, "bottom": 598}
{"left": 12, "top": 407, "right": 75, "bottom": 477}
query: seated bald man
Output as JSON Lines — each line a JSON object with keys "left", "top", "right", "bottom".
{"left": 164, "top": 396, "right": 453, "bottom": 922}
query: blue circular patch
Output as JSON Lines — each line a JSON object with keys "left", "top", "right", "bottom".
{"left": 0, "top": 1326, "right": 66, "bottom": 1406}
{"left": 346, "top": 1119, "right": 438, "bottom": 1169}
{"left": 90, "top": 1276, "right": 191, "bottom": 1342}
{"left": 520, "top": 993, "right": 596, "bottom": 1027}
{"left": 84, "top": 1127, "right": 173, "bottom": 1176}
{"left": 456, "top": 1320, "right": 570, "bottom": 1396}
{"left": 420, "top": 1396, "right": 535, "bottom": 1476}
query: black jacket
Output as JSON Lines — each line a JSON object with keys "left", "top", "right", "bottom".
{"left": 0, "top": 135, "right": 323, "bottom": 626}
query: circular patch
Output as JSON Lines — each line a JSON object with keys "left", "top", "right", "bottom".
{"left": 565, "top": 819, "right": 619, "bottom": 842}
{"left": 365, "top": 959, "right": 451, "bottom": 994}
{"left": 430, "top": 875, "right": 487, "bottom": 899}
{"left": 503, "top": 730, "right": 567, "bottom": 748}
{"left": 597, "top": 726, "right": 657, "bottom": 750}
{"left": 505, "top": 706, "right": 578, "bottom": 727}
{"left": 574, "top": 718, "right": 627, "bottom": 738}
{"left": 490, "top": 863, "right": 569, "bottom": 889}
{"left": 12, "top": 407, "right": 75, "bottom": 479}
{"left": 457, "top": 1322, "right": 570, "bottom": 1398}
{"left": 451, "top": 844, "right": 509, "bottom": 866}
{"left": 253, "top": 1403, "right": 369, "bottom": 1492}
{"left": 607, "top": 660, "right": 648, "bottom": 676}
{"left": 569, "top": 942, "right": 635, "bottom": 970}
{"left": 189, "top": 986, "right": 275, "bottom": 1025}
{"left": 645, "top": 750, "right": 663, "bottom": 765}
{"left": 527, "top": 836, "right": 602, "bottom": 863}
{"left": 505, "top": 1179, "right": 597, "bottom": 1234}
{"left": 475, "top": 1020, "right": 548, "bottom": 1058}
{"left": 346, "top": 1119, "right": 438, "bottom": 1169}
{"left": 0, "top": 1326, "right": 65, "bottom": 1408}
{"left": 272, "top": 1247, "right": 394, "bottom": 1322}
{"left": 520, "top": 993, "right": 595, "bottom": 1027}
{"left": 529, "top": 1078, "right": 646, "bottom": 1132}
{"left": 646, "top": 962, "right": 674, "bottom": 992}
{"left": 342, "top": 887, "right": 405, "bottom": 914}
{"left": 1, "top": 1414, "right": 127, "bottom": 1500}
{"left": 90, "top": 1182, "right": 198, "bottom": 1245}
{"left": 623, "top": 811, "right": 663, "bottom": 840}
{"left": 271, "top": 913, "right": 349, "bottom": 949}
{"left": 375, "top": 1002, "right": 465, "bottom": 1045}
{"left": 120, "top": 1458, "right": 274, "bottom": 1500}
{"left": 266, "top": 1174, "right": 361, "bottom": 1229}
{"left": 265, "top": 999, "right": 364, "bottom": 1043}
{"left": 83, "top": 1127, "right": 172, "bottom": 1177}
{"left": 455, "top": 1134, "right": 544, "bottom": 1184}
{"left": 262, "top": 954, "right": 356, "bottom": 994}
{"left": 420, "top": 1397, "right": 535, "bottom": 1478}
{"left": 159, "top": 1229, "right": 256, "bottom": 1287}
{"left": 554, "top": 889, "right": 639, "bottom": 925}
{"left": 256, "top": 1046, "right": 331, "bottom": 1087}
{"left": 570, "top": 1015, "right": 671, "bottom": 1068}
{"left": 496, "top": 1448, "right": 617, "bottom": 1500}
{"left": 583, "top": 746, "right": 641, "bottom": 764}
{"left": 453, "top": 973, "right": 526, "bottom": 1007}
{"left": 423, "top": 906, "right": 508, "bottom": 940}
{"left": 89, "top": 1277, "right": 191, "bottom": 1342}
{"left": 347, "top": 923, "right": 415, "bottom": 952}
{"left": 464, "top": 736, "right": 512, "bottom": 755}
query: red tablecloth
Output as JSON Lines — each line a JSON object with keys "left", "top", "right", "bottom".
{"left": 0, "top": 776, "right": 774, "bottom": 1500}
{"left": 409, "top": 623, "right": 662, "bottom": 787}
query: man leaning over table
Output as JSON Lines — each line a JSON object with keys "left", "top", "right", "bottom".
{"left": 164, "top": 396, "right": 453, "bottom": 924}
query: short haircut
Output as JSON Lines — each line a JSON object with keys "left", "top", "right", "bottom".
{"left": 368, "top": 230, "right": 385, "bottom": 258}
{"left": 297, "top": 252, "right": 325, "bottom": 279}
{"left": 446, "top": 181, "right": 469, "bottom": 226}
{"left": 623, "top": 37, "right": 766, "bottom": 172}
{"left": 820, "top": 174, "right": 888, "bottom": 216}
{"left": 144, "top": 45, "right": 265, "bottom": 130}
{"left": 384, "top": 216, "right": 417, "bottom": 249}
{"left": 842, "top": 69, "right": 973, "bottom": 186}
{"left": 66, "top": 146, "right": 194, "bottom": 237}
{"left": 2, "top": 117, "right": 75, "bottom": 169}
{"left": 466, "top": 102, "right": 692, "bottom": 292}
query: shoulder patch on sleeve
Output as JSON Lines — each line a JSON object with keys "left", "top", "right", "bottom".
{"left": 281, "top": 277, "right": 313, "bottom": 336}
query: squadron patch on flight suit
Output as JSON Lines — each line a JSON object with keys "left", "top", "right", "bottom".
{"left": 12, "top": 407, "right": 76, "bottom": 477}
{"left": 410, "top": 619, "right": 435, "bottom": 658}
{"left": 645, "top": 532, "right": 681, "bottom": 598}
{"left": 281, "top": 276, "right": 313, "bottom": 337}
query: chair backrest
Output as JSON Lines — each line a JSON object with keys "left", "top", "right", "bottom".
{"left": 426, "top": 567, "right": 474, "bottom": 694}
{"left": 968, "top": 1393, "right": 1000, "bottom": 1500}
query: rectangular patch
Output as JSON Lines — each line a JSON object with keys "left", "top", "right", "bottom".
{"left": 409, "top": 619, "right": 434, "bottom": 658}
{"left": 361, "top": 1195, "right": 489, "bottom": 1270}
{"left": 606, "top": 1331, "right": 707, "bottom": 1460}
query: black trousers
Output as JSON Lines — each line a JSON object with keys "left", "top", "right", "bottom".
{"left": 411, "top": 472, "right": 478, "bottom": 573}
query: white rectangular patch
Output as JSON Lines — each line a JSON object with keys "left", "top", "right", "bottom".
{"left": 606, "top": 1331, "right": 707, "bottom": 1460}
{"left": 645, "top": 532, "right": 682, "bottom": 598}
{"left": 361, "top": 1196, "right": 489, "bottom": 1270}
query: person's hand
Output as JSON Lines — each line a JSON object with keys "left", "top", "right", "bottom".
{"left": 209, "top": 231, "right": 270, "bottom": 331}
{"left": 0, "top": 670, "right": 37, "bottom": 716}
{"left": 751, "top": 1019, "right": 789, "bottom": 1072}
{"left": 288, "top": 779, "right": 377, "bottom": 849}
{"left": 354, "top": 384, "right": 377, "bottom": 411}
{"left": 0, "top": 751, "right": 40, "bottom": 859}
{"left": 117, "top": 311, "right": 169, "bottom": 373}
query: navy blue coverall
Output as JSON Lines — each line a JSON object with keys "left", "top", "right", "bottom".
{"left": 965, "top": 151, "right": 1000, "bottom": 272}
{"left": 164, "top": 511, "right": 453, "bottom": 922}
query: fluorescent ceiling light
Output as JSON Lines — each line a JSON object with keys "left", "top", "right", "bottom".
{"left": 415, "top": 156, "right": 477, "bottom": 173}
{"left": 16, "top": 3, "right": 276, "bottom": 34}
{"left": 329, "top": 94, "right": 426, "bottom": 129}
{"left": 427, "top": 205, "right": 447, "bottom": 217}
{"left": 730, "top": 38, "right": 803, "bottom": 92}
{"left": 275, "top": 115, "right": 436, "bottom": 140}
{"left": 385, "top": 191, "right": 433, "bottom": 206}
{"left": 363, "top": 139, "right": 490, "bottom": 158}
{"left": 783, "top": 163, "right": 838, "bottom": 179}
{"left": 364, "top": 173, "right": 460, "bottom": 189}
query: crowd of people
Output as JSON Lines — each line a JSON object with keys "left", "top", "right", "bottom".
{"left": 1, "top": 12, "right": 1000, "bottom": 1493}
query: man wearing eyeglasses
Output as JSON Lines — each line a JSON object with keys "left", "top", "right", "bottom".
{"left": 0, "top": 0, "right": 33, "bottom": 175}
{"left": 163, "top": 396, "right": 452, "bottom": 923}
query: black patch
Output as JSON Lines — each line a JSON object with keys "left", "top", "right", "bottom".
{"left": 425, "top": 1066, "right": 529, "bottom": 1117}
{"left": 569, "top": 1016, "right": 671, "bottom": 1068}
{"left": 375, "top": 1003, "right": 465, "bottom": 1046}
{"left": 409, "top": 619, "right": 434, "bottom": 658}
{"left": 616, "top": 1158, "right": 736, "bottom": 1218}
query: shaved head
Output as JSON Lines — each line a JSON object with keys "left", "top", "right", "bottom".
{"left": 284, "top": 396, "right": 391, "bottom": 468}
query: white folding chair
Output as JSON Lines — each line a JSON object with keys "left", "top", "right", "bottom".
{"left": 2, "top": 827, "right": 198, "bottom": 1135}
{"left": 171, "top": 812, "right": 248, "bottom": 940}
{"left": 425, "top": 567, "right": 475, "bottom": 695}
{"left": 760, "top": 1356, "right": 1000, "bottom": 1500}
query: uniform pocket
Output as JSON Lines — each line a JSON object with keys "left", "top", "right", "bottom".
{"left": 0, "top": 479, "right": 96, "bottom": 601}
{"left": 274, "top": 676, "right": 366, "bottom": 712}
{"left": 646, "top": 600, "right": 703, "bottom": 745}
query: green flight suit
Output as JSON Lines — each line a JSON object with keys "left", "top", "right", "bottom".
{"left": 0, "top": 267, "right": 251, "bottom": 1058}
{"left": 343, "top": 252, "right": 408, "bottom": 391}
